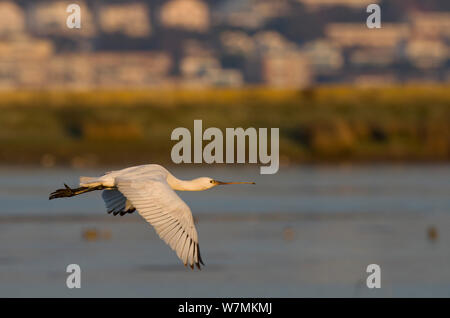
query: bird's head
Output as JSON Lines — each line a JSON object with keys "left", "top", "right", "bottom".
{"left": 196, "top": 177, "right": 255, "bottom": 190}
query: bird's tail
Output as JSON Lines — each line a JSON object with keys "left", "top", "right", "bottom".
{"left": 79, "top": 176, "right": 102, "bottom": 187}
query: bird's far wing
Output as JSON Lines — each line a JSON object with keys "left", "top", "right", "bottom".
{"left": 115, "top": 176, "right": 204, "bottom": 269}
{"left": 102, "top": 189, "right": 135, "bottom": 216}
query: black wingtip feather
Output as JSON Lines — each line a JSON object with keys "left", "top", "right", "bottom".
{"left": 197, "top": 244, "right": 205, "bottom": 266}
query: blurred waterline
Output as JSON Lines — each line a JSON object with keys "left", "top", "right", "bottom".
{"left": 0, "top": 164, "right": 449, "bottom": 217}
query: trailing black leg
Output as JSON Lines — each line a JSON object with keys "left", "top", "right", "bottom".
{"left": 49, "top": 184, "right": 109, "bottom": 200}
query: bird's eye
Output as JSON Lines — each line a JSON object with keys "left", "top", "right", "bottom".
{"left": 210, "top": 180, "right": 213, "bottom": 183}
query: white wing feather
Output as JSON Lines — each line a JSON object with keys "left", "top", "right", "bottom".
{"left": 115, "top": 175, "right": 204, "bottom": 269}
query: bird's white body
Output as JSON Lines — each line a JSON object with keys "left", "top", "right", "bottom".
{"left": 80, "top": 164, "right": 215, "bottom": 191}
{"left": 60, "top": 164, "right": 254, "bottom": 269}
{"left": 78, "top": 164, "right": 217, "bottom": 269}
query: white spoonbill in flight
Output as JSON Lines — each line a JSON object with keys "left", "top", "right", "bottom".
{"left": 49, "top": 164, "right": 255, "bottom": 270}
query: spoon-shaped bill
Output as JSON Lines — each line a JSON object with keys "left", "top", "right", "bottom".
{"left": 214, "top": 180, "right": 255, "bottom": 185}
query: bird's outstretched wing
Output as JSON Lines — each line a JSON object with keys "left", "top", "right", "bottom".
{"left": 102, "top": 189, "right": 136, "bottom": 216}
{"left": 115, "top": 176, "right": 204, "bottom": 269}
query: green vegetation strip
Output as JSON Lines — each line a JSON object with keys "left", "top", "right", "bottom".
{"left": 0, "top": 86, "right": 449, "bottom": 166}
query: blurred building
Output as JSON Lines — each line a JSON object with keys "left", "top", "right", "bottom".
{"left": 0, "top": 36, "right": 53, "bottom": 60}
{"left": 214, "top": 0, "right": 290, "bottom": 30}
{"left": 405, "top": 39, "right": 448, "bottom": 69}
{"left": 182, "top": 39, "right": 215, "bottom": 58}
{"left": 0, "top": 0, "right": 447, "bottom": 88}
{"left": 350, "top": 48, "right": 398, "bottom": 68}
{"left": 47, "top": 54, "right": 92, "bottom": 88}
{"left": 0, "top": 35, "right": 54, "bottom": 88}
{"left": 85, "top": 52, "right": 172, "bottom": 87}
{"left": 220, "top": 31, "right": 255, "bottom": 56}
{"left": 0, "top": 1, "right": 26, "bottom": 37}
{"left": 180, "top": 55, "right": 220, "bottom": 78}
{"left": 409, "top": 12, "right": 450, "bottom": 39}
{"left": 0, "top": 51, "right": 172, "bottom": 89}
{"left": 301, "top": 40, "right": 343, "bottom": 75}
{"left": 254, "top": 31, "right": 297, "bottom": 53}
{"left": 99, "top": 3, "right": 152, "bottom": 38}
{"left": 325, "top": 23, "right": 410, "bottom": 48}
{"left": 159, "top": 0, "right": 210, "bottom": 32}
{"left": 298, "top": 0, "right": 379, "bottom": 10}
{"left": 180, "top": 55, "right": 243, "bottom": 87}
{"left": 28, "top": 1, "right": 96, "bottom": 37}
{"left": 262, "top": 51, "right": 312, "bottom": 88}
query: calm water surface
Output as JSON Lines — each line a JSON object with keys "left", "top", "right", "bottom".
{"left": 1, "top": 164, "right": 449, "bottom": 216}
{"left": 0, "top": 164, "right": 449, "bottom": 297}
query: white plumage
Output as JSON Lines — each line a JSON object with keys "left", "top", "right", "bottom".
{"left": 50, "top": 164, "right": 254, "bottom": 269}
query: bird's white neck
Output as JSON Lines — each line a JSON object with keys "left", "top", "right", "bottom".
{"left": 166, "top": 174, "right": 205, "bottom": 191}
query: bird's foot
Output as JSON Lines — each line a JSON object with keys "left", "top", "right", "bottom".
{"left": 49, "top": 184, "right": 79, "bottom": 200}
